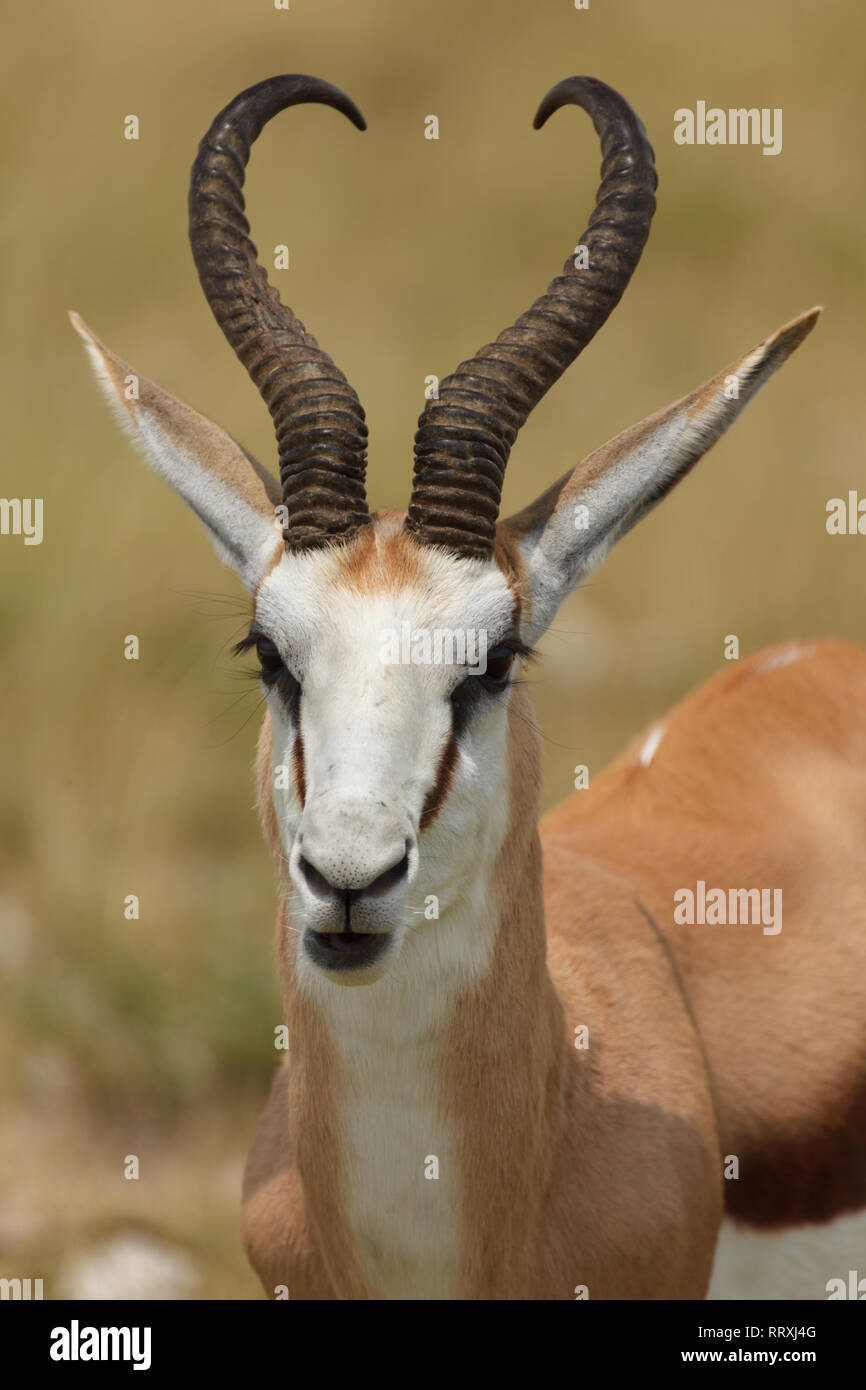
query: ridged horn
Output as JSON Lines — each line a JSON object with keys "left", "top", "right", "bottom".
{"left": 406, "top": 76, "right": 658, "bottom": 559}
{"left": 189, "top": 74, "right": 370, "bottom": 551}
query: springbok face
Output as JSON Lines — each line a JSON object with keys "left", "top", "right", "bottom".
{"left": 254, "top": 521, "right": 520, "bottom": 982}
{"left": 72, "top": 72, "right": 818, "bottom": 987}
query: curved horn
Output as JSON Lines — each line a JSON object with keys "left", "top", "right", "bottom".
{"left": 189, "top": 74, "right": 370, "bottom": 551}
{"left": 406, "top": 76, "right": 658, "bottom": 559}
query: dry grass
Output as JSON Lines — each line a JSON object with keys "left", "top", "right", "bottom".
{"left": 1, "top": 0, "right": 864, "bottom": 1297}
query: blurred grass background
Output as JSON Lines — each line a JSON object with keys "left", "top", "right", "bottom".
{"left": 1, "top": 0, "right": 864, "bottom": 1298}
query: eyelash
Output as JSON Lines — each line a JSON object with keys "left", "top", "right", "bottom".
{"left": 233, "top": 631, "right": 535, "bottom": 721}
{"left": 450, "top": 637, "right": 535, "bottom": 730}
{"left": 233, "top": 631, "right": 301, "bottom": 709}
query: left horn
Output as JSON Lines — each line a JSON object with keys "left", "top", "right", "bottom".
{"left": 189, "top": 74, "right": 370, "bottom": 551}
{"left": 405, "top": 76, "right": 658, "bottom": 560}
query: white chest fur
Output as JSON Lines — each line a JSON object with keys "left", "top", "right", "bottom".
{"left": 334, "top": 997, "right": 460, "bottom": 1300}
{"left": 303, "top": 887, "right": 500, "bottom": 1300}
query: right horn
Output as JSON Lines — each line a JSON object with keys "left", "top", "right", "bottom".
{"left": 405, "top": 76, "right": 658, "bottom": 559}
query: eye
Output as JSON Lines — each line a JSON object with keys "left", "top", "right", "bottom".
{"left": 253, "top": 635, "right": 301, "bottom": 711}
{"left": 450, "top": 642, "right": 522, "bottom": 732}
{"left": 479, "top": 645, "right": 515, "bottom": 690}
{"left": 256, "top": 635, "right": 285, "bottom": 685}
{"left": 233, "top": 629, "right": 301, "bottom": 715}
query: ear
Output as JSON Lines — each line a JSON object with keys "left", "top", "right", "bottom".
{"left": 500, "top": 308, "right": 820, "bottom": 642}
{"left": 70, "top": 312, "right": 283, "bottom": 591}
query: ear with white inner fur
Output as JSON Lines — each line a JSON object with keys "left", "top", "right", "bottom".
{"left": 70, "top": 312, "right": 283, "bottom": 591}
{"left": 500, "top": 308, "right": 820, "bottom": 643}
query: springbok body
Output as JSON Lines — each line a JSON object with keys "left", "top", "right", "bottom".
{"left": 73, "top": 73, "right": 866, "bottom": 1300}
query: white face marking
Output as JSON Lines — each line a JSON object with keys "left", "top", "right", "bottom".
{"left": 254, "top": 522, "right": 517, "bottom": 983}
{"left": 254, "top": 524, "right": 517, "bottom": 1297}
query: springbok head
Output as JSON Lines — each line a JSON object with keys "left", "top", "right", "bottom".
{"left": 72, "top": 74, "right": 818, "bottom": 986}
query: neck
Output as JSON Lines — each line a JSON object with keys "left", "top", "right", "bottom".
{"left": 266, "top": 696, "right": 568, "bottom": 1298}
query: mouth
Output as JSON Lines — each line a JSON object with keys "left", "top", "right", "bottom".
{"left": 303, "top": 927, "right": 392, "bottom": 973}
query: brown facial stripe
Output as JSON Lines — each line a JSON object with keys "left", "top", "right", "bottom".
{"left": 292, "top": 728, "right": 307, "bottom": 808}
{"left": 724, "top": 1074, "right": 866, "bottom": 1228}
{"left": 420, "top": 733, "right": 458, "bottom": 832}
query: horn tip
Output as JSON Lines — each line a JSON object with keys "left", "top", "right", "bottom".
{"left": 532, "top": 75, "right": 597, "bottom": 130}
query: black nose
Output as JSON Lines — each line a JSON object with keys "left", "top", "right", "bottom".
{"left": 297, "top": 844, "right": 410, "bottom": 902}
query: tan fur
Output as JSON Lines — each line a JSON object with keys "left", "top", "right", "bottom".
{"left": 240, "top": 527, "right": 866, "bottom": 1300}
{"left": 332, "top": 512, "right": 431, "bottom": 592}
{"left": 545, "top": 638, "right": 866, "bottom": 1231}
{"left": 74, "top": 308, "right": 857, "bottom": 1298}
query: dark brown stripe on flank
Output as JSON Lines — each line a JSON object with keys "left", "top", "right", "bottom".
{"left": 420, "top": 734, "right": 458, "bottom": 832}
{"left": 292, "top": 728, "right": 307, "bottom": 808}
{"left": 724, "top": 1074, "right": 866, "bottom": 1229}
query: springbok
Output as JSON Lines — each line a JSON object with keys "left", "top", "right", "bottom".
{"left": 72, "top": 74, "right": 866, "bottom": 1301}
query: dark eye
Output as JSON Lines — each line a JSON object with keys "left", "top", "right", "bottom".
{"left": 450, "top": 644, "right": 519, "bottom": 735}
{"left": 480, "top": 645, "right": 515, "bottom": 690}
{"left": 254, "top": 636, "right": 301, "bottom": 713}
{"left": 233, "top": 629, "right": 301, "bottom": 717}
{"left": 256, "top": 635, "right": 284, "bottom": 685}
